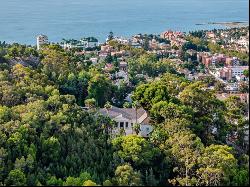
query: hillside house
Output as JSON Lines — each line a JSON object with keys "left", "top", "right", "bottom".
{"left": 99, "top": 106, "right": 153, "bottom": 137}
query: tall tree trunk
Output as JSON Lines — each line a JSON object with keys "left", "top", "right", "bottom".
{"left": 136, "top": 106, "right": 138, "bottom": 124}
{"left": 185, "top": 157, "right": 189, "bottom": 186}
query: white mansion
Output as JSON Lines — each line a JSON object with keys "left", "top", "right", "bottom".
{"left": 99, "top": 106, "right": 153, "bottom": 137}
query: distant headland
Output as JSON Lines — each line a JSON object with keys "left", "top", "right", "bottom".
{"left": 196, "top": 21, "right": 249, "bottom": 28}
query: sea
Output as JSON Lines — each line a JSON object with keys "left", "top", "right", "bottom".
{"left": 0, "top": 0, "right": 249, "bottom": 45}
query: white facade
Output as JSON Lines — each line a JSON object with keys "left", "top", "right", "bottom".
{"left": 80, "top": 38, "right": 99, "bottom": 48}
{"left": 235, "top": 75, "right": 249, "bottom": 82}
{"left": 37, "top": 35, "right": 48, "bottom": 50}
{"left": 225, "top": 83, "right": 239, "bottom": 92}
{"left": 63, "top": 43, "right": 84, "bottom": 49}
{"left": 62, "top": 38, "right": 99, "bottom": 50}
{"left": 131, "top": 42, "right": 142, "bottom": 48}
{"left": 81, "top": 40, "right": 98, "bottom": 48}
{"left": 99, "top": 53, "right": 108, "bottom": 60}
{"left": 99, "top": 107, "right": 153, "bottom": 137}
{"left": 230, "top": 66, "right": 248, "bottom": 77}
{"left": 90, "top": 57, "right": 98, "bottom": 65}
{"left": 113, "top": 37, "right": 130, "bottom": 45}
{"left": 236, "top": 37, "right": 249, "bottom": 48}
{"left": 112, "top": 115, "right": 134, "bottom": 135}
{"left": 112, "top": 113, "right": 153, "bottom": 137}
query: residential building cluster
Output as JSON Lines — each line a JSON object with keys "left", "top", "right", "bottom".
{"left": 205, "top": 27, "right": 249, "bottom": 52}
{"left": 196, "top": 51, "right": 249, "bottom": 92}
{"left": 61, "top": 37, "right": 99, "bottom": 50}
{"left": 35, "top": 27, "right": 249, "bottom": 142}
{"left": 160, "top": 30, "right": 186, "bottom": 48}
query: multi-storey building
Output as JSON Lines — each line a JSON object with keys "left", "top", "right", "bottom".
{"left": 219, "top": 66, "right": 248, "bottom": 80}
{"left": 61, "top": 37, "right": 98, "bottom": 50}
{"left": 36, "top": 34, "right": 48, "bottom": 50}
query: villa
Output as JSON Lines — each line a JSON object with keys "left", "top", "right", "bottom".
{"left": 99, "top": 106, "right": 153, "bottom": 137}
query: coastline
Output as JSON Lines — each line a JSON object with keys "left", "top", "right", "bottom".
{"left": 1, "top": 22, "right": 249, "bottom": 46}
{"left": 196, "top": 21, "right": 249, "bottom": 28}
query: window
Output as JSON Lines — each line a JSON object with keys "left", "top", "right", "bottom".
{"left": 115, "top": 122, "right": 118, "bottom": 128}
{"left": 125, "top": 122, "right": 129, "bottom": 128}
{"left": 120, "top": 122, "right": 124, "bottom": 128}
{"left": 131, "top": 123, "right": 133, "bottom": 127}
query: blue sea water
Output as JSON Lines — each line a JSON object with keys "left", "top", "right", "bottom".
{"left": 0, "top": 0, "right": 249, "bottom": 45}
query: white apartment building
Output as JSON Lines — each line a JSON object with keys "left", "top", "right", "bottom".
{"left": 236, "top": 37, "right": 249, "bottom": 48}
{"left": 219, "top": 66, "right": 248, "bottom": 80}
{"left": 36, "top": 35, "right": 48, "bottom": 50}
{"left": 62, "top": 37, "right": 99, "bottom": 50}
{"left": 80, "top": 37, "right": 99, "bottom": 48}
{"left": 230, "top": 66, "right": 248, "bottom": 77}
{"left": 89, "top": 57, "right": 98, "bottom": 65}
